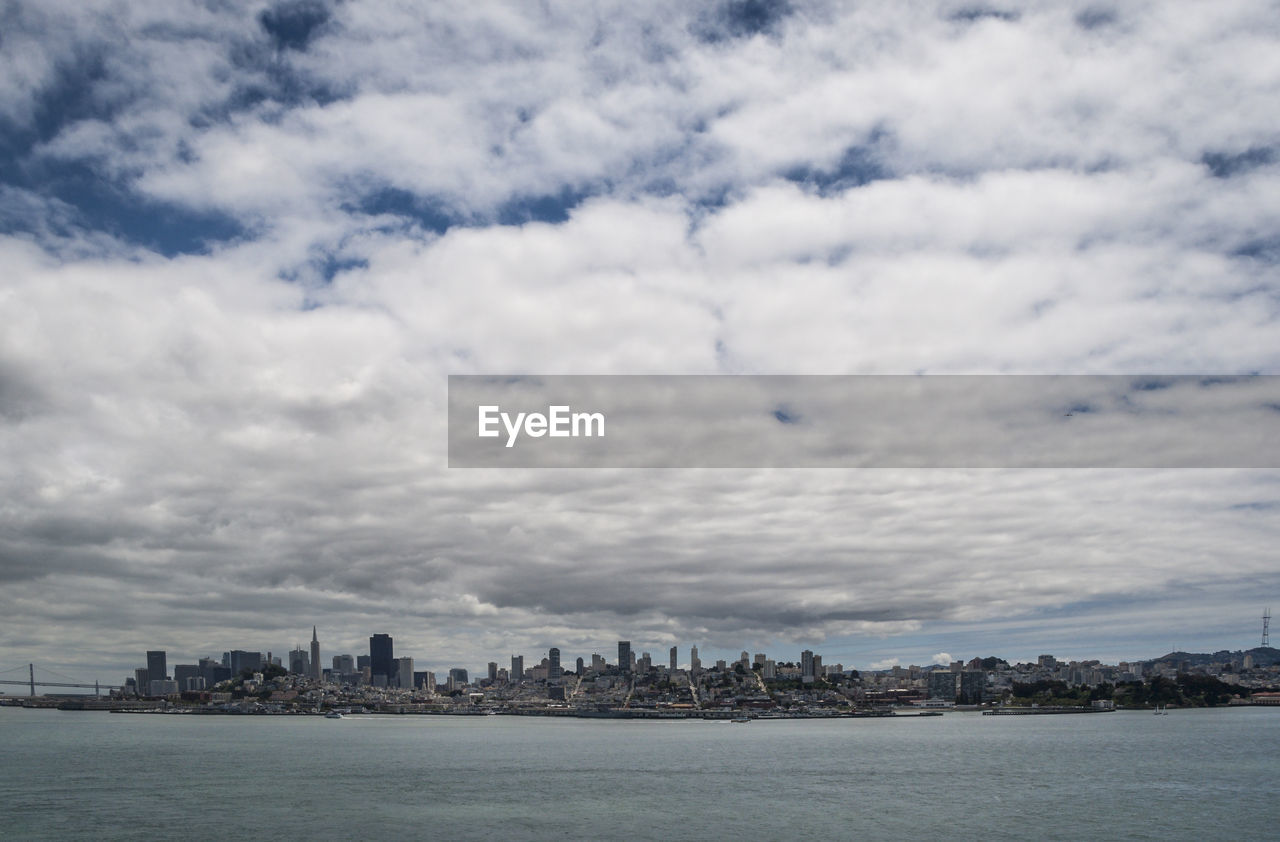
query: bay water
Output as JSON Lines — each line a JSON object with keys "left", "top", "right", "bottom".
{"left": 1, "top": 706, "right": 1276, "bottom": 839}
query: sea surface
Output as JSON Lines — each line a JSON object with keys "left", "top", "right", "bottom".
{"left": 1, "top": 706, "right": 1276, "bottom": 840}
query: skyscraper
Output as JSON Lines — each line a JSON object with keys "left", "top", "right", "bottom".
{"left": 370, "top": 634, "right": 394, "bottom": 682}
{"left": 618, "top": 641, "right": 631, "bottom": 673}
{"left": 801, "top": 650, "right": 815, "bottom": 683}
{"left": 511, "top": 654, "right": 524, "bottom": 682}
{"left": 670, "top": 646, "right": 678, "bottom": 673}
{"left": 548, "top": 647, "right": 562, "bottom": 681}
{"left": 146, "top": 650, "right": 167, "bottom": 684}
{"left": 690, "top": 646, "right": 701, "bottom": 675}
{"left": 310, "top": 626, "right": 321, "bottom": 682}
{"left": 396, "top": 657, "right": 415, "bottom": 690}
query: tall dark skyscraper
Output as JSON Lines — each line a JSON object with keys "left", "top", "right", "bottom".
{"left": 146, "top": 650, "right": 167, "bottom": 683}
{"left": 548, "top": 647, "right": 562, "bottom": 680}
{"left": 370, "top": 633, "right": 394, "bottom": 681}
{"left": 618, "top": 641, "right": 631, "bottom": 673}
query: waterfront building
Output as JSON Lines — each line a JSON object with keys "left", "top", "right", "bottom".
{"left": 146, "top": 650, "right": 167, "bottom": 683}
{"left": 370, "top": 634, "right": 394, "bottom": 683}
{"left": 928, "top": 669, "right": 958, "bottom": 701}
{"left": 959, "top": 670, "right": 985, "bottom": 704}
{"left": 148, "top": 679, "right": 178, "bottom": 696}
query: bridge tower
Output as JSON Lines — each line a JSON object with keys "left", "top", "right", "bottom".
{"left": 29, "top": 663, "right": 35, "bottom": 697}
{"left": 1264, "top": 608, "right": 1271, "bottom": 648}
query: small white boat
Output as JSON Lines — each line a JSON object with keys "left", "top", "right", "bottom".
{"left": 325, "top": 710, "right": 344, "bottom": 719}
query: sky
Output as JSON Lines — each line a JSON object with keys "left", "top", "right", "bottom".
{"left": 1, "top": 0, "right": 1279, "bottom": 687}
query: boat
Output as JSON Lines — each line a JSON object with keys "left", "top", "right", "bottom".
{"left": 731, "top": 716, "right": 751, "bottom": 723}
{"left": 325, "top": 710, "right": 344, "bottom": 719}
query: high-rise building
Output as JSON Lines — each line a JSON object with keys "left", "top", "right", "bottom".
{"left": 146, "top": 651, "right": 167, "bottom": 683}
{"left": 801, "top": 650, "right": 815, "bottom": 683}
{"left": 134, "top": 668, "right": 149, "bottom": 696}
{"left": 548, "top": 648, "right": 562, "bottom": 681}
{"left": 199, "top": 657, "right": 230, "bottom": 688}
{"left": 370, "top": 634, "right": 394, "bottom": 682}
{"left": 618, "top": 641, "right": 631, "bottom": 673}
{"left": 928, "top": 670, "right": 958, "bottom": 701}
{"left": 173, "top": 664, "right": 200, "bottom": 689}
{"left": 690, "top": 646, "right": 701, "bottom": 675}
{"left": 959, "top": 671, "right": 985, "bottom": 705}
{"left": 396, "top": 657, "right": 415, "bottom": 690}
{"left": 487, "top": 662, "right": 498, "bottom": 682}
{"left": 592, "top": 653, "right": 606, "bottom": 672}
{"left": 670, "top": 646, "right": 678, "bottom": 673}
{"left": 310, "top": 626, "right": 322, "bottom": 682}
{"left": 333, "top": 654, "right": 356, "bottom": 675}
{"left": 511, "top": 655, "right": 524, "bottom": 682}
{"left": 576, "top": 657, "right": 585, "bottom": 674}
{"left": 289, "top": 649, "right": 310, "bottom": 675}
{"left": 226, "top": 650, "right": 262, "bottom": 676}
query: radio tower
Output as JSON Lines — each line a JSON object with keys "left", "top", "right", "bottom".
{"left": 1263, "top": 608, "right": 1271, "bottom": 648}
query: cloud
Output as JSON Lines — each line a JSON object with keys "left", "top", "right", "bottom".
{"left": 1, "top": 0, "right": 1278, "bottom": 680}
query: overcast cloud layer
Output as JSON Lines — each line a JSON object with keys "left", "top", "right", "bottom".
{"left": 2, "top": 0, "right": 1279, "bottom": 683}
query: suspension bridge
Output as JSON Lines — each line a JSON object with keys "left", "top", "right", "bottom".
{"left": 0, "top": 663, "right": 123, "bottom": 697}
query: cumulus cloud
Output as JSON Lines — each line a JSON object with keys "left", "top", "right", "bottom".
{"left": 1, "top": 0, "right": 1278, "bottom": 681}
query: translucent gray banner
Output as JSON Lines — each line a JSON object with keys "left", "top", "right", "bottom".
{"left": 447, "top": 375, "right": 1280, "bottom": 468}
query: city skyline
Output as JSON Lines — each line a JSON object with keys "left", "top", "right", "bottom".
{"left": 6, "top": 611, "right": 1275, "bottom": 694}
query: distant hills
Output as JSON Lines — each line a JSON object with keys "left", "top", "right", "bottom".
{"left": 1144, "top": 647, "right": 1279, "bottom": 668}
